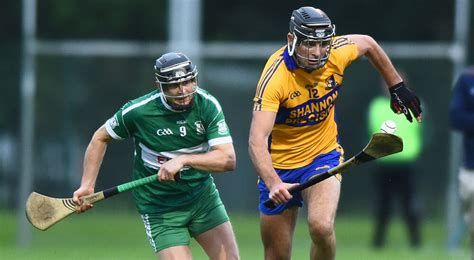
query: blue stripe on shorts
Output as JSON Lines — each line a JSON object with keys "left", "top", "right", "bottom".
{"left": 258, "top": 148, "right": 343, "bottom": 215}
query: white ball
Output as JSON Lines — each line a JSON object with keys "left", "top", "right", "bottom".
{"left": 380, "top": 120, "right": 397, "bottom": 134}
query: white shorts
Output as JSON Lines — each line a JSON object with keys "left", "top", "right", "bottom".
{"left": 459, "top": 167, "right": 474, "bottom": 201}
{"left": 459, "top": 168, "right": 474, "bottom": 224}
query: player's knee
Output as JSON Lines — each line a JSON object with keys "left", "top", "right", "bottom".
{"left": 263, "top": 240, "right": 291, "bottom": 260}
{"left": 224, "top": 243, "right": 240, "bottom": 260}
{"left": 214, "top": 249, "right": 239, "bottom": 260}
{"left": 264, "top": 249, "right": 291, "bottom": 260}
{"left": 205, "top": 243, "right": 239, "bottom": 260}
{"left": 229, "top": 250, "right": 240, "bottom": 260}
{"left": 308, "top": 219, "right": 335, "bottom": 241}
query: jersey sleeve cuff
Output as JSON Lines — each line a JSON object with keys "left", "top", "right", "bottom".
{"left": 254, "top": 105, "right": 279, "bottom": 112}
{"left": 104, "top": 120, "right": 124, "bottom": 140}
{"left": 208, "top": 136, "right": 233, "bottom": 147}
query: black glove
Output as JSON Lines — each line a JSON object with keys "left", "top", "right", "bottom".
{"left": 389, "top": 82, "right": 422, "bottom": 122}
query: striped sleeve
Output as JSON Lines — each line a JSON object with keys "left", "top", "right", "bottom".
{"left": 104, "top": 93, "right": 160, "bottom": 140}
{"left": 331, "top": 36, "right": 359, "bottom": 71}
{"left": 105, "top": 109, "right": 130, "bottom": 140}
{"left": 253, "top": 56, "right": 285, "bottom": 112}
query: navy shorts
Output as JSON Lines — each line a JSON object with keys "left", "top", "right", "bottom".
{"left": 258, "top": 148, "right": 343, "bottom": 215}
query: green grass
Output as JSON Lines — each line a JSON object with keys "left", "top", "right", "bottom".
{"left": 0, "top": 210, "right": 470, "bottom": 259}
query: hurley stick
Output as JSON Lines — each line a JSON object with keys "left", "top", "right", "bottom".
{"left": 26, "top": 174, "right": 164, "bottom": 231}
{"left": 264, "top": 133, "right": 403, "bottom": 208}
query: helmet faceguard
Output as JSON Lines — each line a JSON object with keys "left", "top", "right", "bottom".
{"left": 154, "top": 52, "right": 199, "bottom": 111}
{"left": 288, "top": 7, "right": 336, "bottom": 70}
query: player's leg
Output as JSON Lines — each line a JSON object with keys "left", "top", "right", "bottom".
{"left": 194, "top": 221, "right": 239, "bottom": 260}
{"left": 460, "top": 168, "right": 474, "bottom": 259}
{"left": 141, "top": 213, "right": 193, "bottom": 260}
{"left": 156, "top": 246, "right": 192, "bottom": 260}
{"left": 189, "top": 184, "right": 239, "bottom": 260}
{"left": 469, "top": 194, "right": 474, "bottom": 260}
{"left": 260, "top": 206, "right": 298, "bottom": 260}
{"left": 302, "top": 176, "right": 340, "bottom": 260}
{"left": 257, "top": 168, "right": 304, "bottom": 260}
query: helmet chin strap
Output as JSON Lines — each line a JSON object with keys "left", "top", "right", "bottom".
{"left": 287, "top": 34, "right": 298, "bottom": 56}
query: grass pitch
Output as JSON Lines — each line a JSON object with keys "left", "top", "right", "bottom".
{"left": 0, "top": 210, "right": 469, "bottom": 259}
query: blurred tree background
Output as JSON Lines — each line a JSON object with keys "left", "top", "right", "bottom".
{"left": 0, "top": 0, "right": 473, "bottom": 220}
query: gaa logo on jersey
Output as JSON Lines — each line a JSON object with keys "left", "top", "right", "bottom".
{"left": 156, "top": 128, "right": 174, "bottom": 136}
{"left": 109, "top": 116, "right": 119, "bottom": 129}
{"left": 217, "top": 120, "right": 228, "bottom": 135}
{"left": 195, "top": 121, "right": 205, "bottom": 135}
{"left": 289, "top": 90, "right": 301, "bottom": 100}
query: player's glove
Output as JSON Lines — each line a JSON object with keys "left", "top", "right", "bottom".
{"left": 389, "top": 82, "right": 422, "bottom": 122}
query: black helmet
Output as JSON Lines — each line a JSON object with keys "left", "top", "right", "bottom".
{"left": 288, "top": 7, "right": 336, "bottom": 69}
{"left": 154, "top": 52, "right": 198, "bottom": 111}
{"left": 154, "top": 52, "right": 198, "bottom": 85}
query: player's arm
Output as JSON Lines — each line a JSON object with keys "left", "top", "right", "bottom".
{"left": 347, "top": 34, "right": 402, "bottom": 86}
{"left": 73, "top": 126, "right": 113, "bottom": 212}
{"left": 248, "top": 111, "right": 296, "bottom": 204}
{"left": 184, "top": 143, "right": 236, "bottom": 172}
{"left": 347, "top": 34, "right": 422, "bottom": 123}
{"left": 158, "top": 143, "right": 236, "bottom": 181}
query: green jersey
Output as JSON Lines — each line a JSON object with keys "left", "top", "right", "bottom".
{"left": 104, "top": 88, "right": 232, "bottom": 213}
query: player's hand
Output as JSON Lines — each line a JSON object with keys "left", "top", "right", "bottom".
{"left": 268, "top": 182, "right": 299, "bottom": 205}
{"left": 389, "top": 82, "right": 422, "bottom": 123}
{"left": 72, "top": 187, "right": 94, "bottom": 213}
{"left": 157, "top": 157, "right": 184, "bottom": 182}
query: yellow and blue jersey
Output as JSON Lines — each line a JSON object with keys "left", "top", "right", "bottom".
{"left": 253, "top": 36, "right": 359, "bottom": 169}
